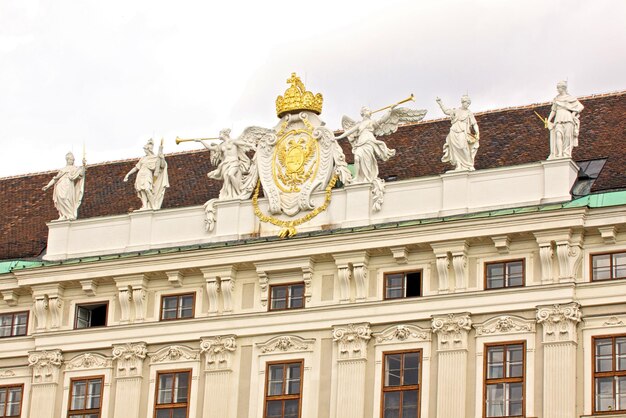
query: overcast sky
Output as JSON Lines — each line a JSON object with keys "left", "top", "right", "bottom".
{"left": 1, "top": 0, "right": 624, "bottom": 177}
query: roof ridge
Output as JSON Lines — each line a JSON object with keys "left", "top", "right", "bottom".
{"left": 0, "top": 148, "right": 210, "bottom": 181}
{"left": 399, "top": 89, "right": 626, "bottom": 128}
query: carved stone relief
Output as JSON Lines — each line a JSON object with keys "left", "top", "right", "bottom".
{"left": 475, "top": 315, "right": 535, "bottom": 336}
{"left": 257, "top": 335, "right": 315, "bottom": 354}
{"left": 374, "top": 324, "right": 430, "bottom": 344}
{"left": 149, "top": 345, "right": 199, "bottom": 364}
{"left": 66, "top": 353, "right": 112, "bottom": 370}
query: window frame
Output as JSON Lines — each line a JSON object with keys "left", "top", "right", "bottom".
{"left": 380, "top": 349, "right": 422, "bottom": 418}
{"left": 484, "top": 259, "right": 525, "bottom": 291}
{"left": 159, "top": 293, "right": 196, "bottom": 321}
{"left": 0, "top": 311, "right": 29, "bottom": 338}
{"left": 590, "top": 250, "right": 626, "bottom": 282}
{"left": 383, "top": 270, "right": 423, "bottom": 301}
{"left": 482, "top": 341, "right": 526, "bottom": 418}
{"left": 592, "top": 334, "right": 626, "bottom": 414}
{"left": 67, "top": 375, "right": 104, "bottom": 418}
{"left": 263, "top": 359, "right": 304, "bottom": 418}
{"left": 268, "top": 282, "right": 305, "bottom": 312}
{"left": 73, "top": 302, "right": 109, "bottom": 329}
{"left": 153, "top": 369, "right": 192, "bottom": 418}
{"left": 0, "top": 383, "right": 24, "bottom": 417}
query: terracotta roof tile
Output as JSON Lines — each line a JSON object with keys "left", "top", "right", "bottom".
{"left": 1, "top": 91, "right": 625, "bottom": 260}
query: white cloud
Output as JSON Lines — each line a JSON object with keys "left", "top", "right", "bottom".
{"left": 1, "top": 0, "right": 625, "bottom": 177}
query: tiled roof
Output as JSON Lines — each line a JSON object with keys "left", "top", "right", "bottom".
{"left": 1, "top": 91, "right": 625, "bottom": 261}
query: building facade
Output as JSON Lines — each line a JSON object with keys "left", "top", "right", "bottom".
{"left": 0, "top": 88, "right": 625, "bottom": 418}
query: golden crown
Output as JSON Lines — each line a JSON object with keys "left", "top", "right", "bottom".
{"left": 275, "top": 73, "right": 323, "bottom": 118}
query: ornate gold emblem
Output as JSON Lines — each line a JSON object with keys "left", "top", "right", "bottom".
{"left": 275, "top": 73, "right": 323, "bottom": 117}
{"left": 273, "top": 129, "right": 319, "bottom": 193}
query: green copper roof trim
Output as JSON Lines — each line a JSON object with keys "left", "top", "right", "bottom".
{"left": 0, "top": 260, "right": 46, "bottom": 274}
{"left": 3, "top": 190, "right": 625, "bottom": 273}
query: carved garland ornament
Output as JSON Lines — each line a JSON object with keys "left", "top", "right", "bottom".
{"left": 536, "top": 303, "right": 581, "bottom": 342}
{"left": 28, "top": 350, "right": 63, "bottom": 381}
{"left": 112, "top": 343, "right": 147, "bottom": 377}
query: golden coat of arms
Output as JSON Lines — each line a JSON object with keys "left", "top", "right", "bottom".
{"left": 253, "top": 73, "right": 352, "bottom": 235}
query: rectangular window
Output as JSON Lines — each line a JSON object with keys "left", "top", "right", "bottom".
{"left": 160, "top": 294, "right": 195, "bottom": 321}
{"left": 0, "top": 385, "right": 23, "bottom": 417}
{"left": 74, "top": 303, "right": 108, "bottom": 329}
{"left": 593, "top": 335, "right": 626, "bottom": 413}
{"left": 384, "top": 271, "right": 422, "bottom": 300}
{"left": 484, "top": 342, "right": 525, "bottom": 417}
{"left": 269, "top": 284, "right": 304, "bottom": 311}
{"left": 155, "top": 370, "right": 190, "bottom": 418}
{"left": 381, "top": 350, "right": 421, "bottom": 418}
{"left": 485, "top": 260, "right": 524, "bottom": 290}
{"left": 592, "top": 251, "right": 626, "bottom": 281}
{"left": 264, "top": 360, "right": 303, "bottom": 418}
{"left": 68, "top": 377, "right": 103, "bottom": 417}
{"left": 0, "top": 312, "right": 28, "bottom": 338}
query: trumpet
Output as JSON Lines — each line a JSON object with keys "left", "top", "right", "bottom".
{"left": 372, "top": 94, "right": 415, "bottom": 114}
{"left": 175, "top": 136, "right": 220, "bottom": 145}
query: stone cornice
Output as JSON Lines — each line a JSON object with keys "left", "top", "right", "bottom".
{"left": 12, "top": 206, "right": 594, "bottom": 285}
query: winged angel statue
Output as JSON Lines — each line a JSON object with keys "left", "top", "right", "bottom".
{"left": 201, "top": 126, "right": 274, "bottom": 231}
{"left": 337, "top": 104, "right": 427, "bottom": 211}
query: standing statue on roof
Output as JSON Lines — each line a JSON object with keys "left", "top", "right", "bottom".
{"left": 123, "top": 138, "right": 169, "bottom": 210}
{"left": 546, "top": 81, "right": 584, "bottom": 160}
{"left": 42, "top": 152, "right": 86, "bottom": 221}
{"left": 337, "top": 95, "right": 427, "bottom": 211}
{"left": 436, "top": 95, "right": 480, "bottom": 172}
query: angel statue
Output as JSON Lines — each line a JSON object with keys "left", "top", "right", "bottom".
{"left": 176, "top": 126, "right": 274, "bottom": 231}
{"left": 436, "top": 95, "right": 480, "bottom": 172}
{"left": 198, "top": 128, "right": 256, "bottom": 200}
{"left": 42, "top": 151, "right": 86, "bottom": 221}
{"left": 336, "top": 97, "right": 427, "bottom": 211}
{"left": 123, "top": 138, "right": 169, "bottom": 210}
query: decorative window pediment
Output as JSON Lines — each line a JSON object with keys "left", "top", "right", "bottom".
{"left": 256, "top": 335, "right": 315, "bottom": 354}
{"left": 474, "top": 315, "right": 535, "bottom": 336}
{"left": 66, "top": 353, "right": 112, "bottom": 370}
{"left": 149, "top": 345, "right": 199, "bottom": 364}
{"left": 373, "top": 324, "right": 431, "bottom": 345}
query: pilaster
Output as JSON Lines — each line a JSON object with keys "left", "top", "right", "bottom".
{"left": 111, "top": 342, "right": 147, "bottom": 418}
{"left": 332, "top": 323, "right": 371, "bottom": 418}
{"left": 200, "top": 335, "right": 237, "bottom": 417}
{"left": 536, "top": 303, "right": 581, "bottom": 418}
{"left": 432, "top": 313, "right": 472, "bottom": 418}
{"left": 28, "top": 350, "right": 63, "bottom": 418}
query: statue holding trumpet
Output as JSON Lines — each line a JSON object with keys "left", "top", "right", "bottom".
{"left": 176, "top": 126, "right": 274, "bottom": 201}
{"left": 336, "top": 94, "right": 427, "bottom": 211}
